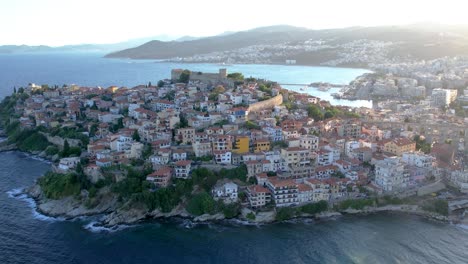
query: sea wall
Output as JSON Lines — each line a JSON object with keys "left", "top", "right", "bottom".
{"left": 40, "top": 132, "right": 81, "bottom": 149}
{"left": 417, "top": 181, "right": 446, "bottom": 196}
{"left": 247, "top": 94, "right": 283, "bottom": 113}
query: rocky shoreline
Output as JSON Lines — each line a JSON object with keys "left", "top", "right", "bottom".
{"left": 25, "top": 182, "right": 450, "bottom": 229}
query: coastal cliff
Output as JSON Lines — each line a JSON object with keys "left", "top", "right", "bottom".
{"left": 26, "top": 182, "right": 452, "bottom": 228}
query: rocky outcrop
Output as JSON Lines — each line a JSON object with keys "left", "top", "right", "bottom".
{"left": 0, "top": 143, "right": 17, "bottom": 152}
{"left": 101, "top": 206, "right": 148, "bottom": 226}
{"left": 194, "top": 213, "right": 225, "bottom": 222}
{"left": 28, "top": 185, "right": 119, "bottom": 219}
{"left": 339, "top": 204, "right": 449, "bottom": 222}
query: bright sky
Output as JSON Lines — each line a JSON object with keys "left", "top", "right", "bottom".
{"left": 2, "top": 0, "right": 468, "bottom": 46}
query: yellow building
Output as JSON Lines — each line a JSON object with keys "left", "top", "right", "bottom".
{"left": 233, "top": 136, "right": 249, "bottom": 154}
{"left": 383, "top": 138, "right": 416, "bottom": 156}
{"left": 253, "top": 140, "right": 270, "bottom": 153}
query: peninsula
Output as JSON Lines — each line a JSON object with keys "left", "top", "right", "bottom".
{"left": 1, "top": 68, "right": 467, "bottom": 226}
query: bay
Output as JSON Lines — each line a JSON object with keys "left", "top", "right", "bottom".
{"left": 0, "top": 52, "right": 371, "bottom": 107}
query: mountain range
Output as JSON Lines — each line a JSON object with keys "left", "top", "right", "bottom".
{"left": 105, "top": 24, "right": 468, "bottom": 67}
{"left": 4, "top": 24, "right": 468, "bottom": 67}
{"left": 0, "top": 34, "right": 197, "bottom": 54}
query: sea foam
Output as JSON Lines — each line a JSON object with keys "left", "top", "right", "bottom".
{"left": 83, "top": 221, "right": 133, "bottom": 233}
{"left": 6, "top": 187, "right": 63, "bottom": 222}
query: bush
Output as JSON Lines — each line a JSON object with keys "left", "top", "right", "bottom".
{"left": 422, "top": 199, "right": 448, "bottom": 216}
{"left": 338, "top": 199, "right": 375, "bottom": 210}
{"left": 222, "top": 203, "right": 241, "bottom": 219}
{"left": 38, "top": 172, "right": 81, "bottom": 199}
{"left": 246, "top": 212, "right": 256, "bottom": 220}
{"left": 45, "top": 145, "right": 59, "bottom": 156}
{"left": 300, "top": 200, "right": 328, "bottom": 214}
{"left": 186, "top": 192, "right": 217, "bottom": 216}
{"left": 275, "top": 207, "right": 297, "bottom": 221}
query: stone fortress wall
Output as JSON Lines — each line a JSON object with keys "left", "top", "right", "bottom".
{"left": 247, "top": 94, "right": 283, "bottom": 113}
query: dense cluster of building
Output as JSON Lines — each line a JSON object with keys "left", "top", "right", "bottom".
{"left": 14, "top": 67, "right": 468, "bottom": 211}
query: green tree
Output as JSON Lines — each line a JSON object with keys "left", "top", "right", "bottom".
{"left": 62, "top": 140, "right": 70, "bottom": 157}
{"left": 178, "top": 70, "right": 191, "bottom": 84}
{"left": 157, "top": 80, "right": 165, "bottom": 87}
{"left": 132, "top": 130, "right": 141, "bottom": 142}
{"left": 186, "top": 192, "right": 217, "bottom": 216}
{"left": 227, "top": 72, "right": 244, "bottom": 80}
{"left": 307, "top": 104, "right": 324, "bottom": 121}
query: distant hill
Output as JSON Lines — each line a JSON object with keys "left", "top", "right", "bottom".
{"left": 0, "top": 34, "right": 183, "bottom": 54}
{"left": 105, "top": 24, "right": 468, "bottom": 67}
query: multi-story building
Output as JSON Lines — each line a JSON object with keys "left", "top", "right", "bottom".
{"left": 265, "top": 177, "right": 299, "bottom": 207}
{"left": 146, "top": 166, "right": 173, "bottom": 188}
{"left": 176, "top": 128, "right": 195, "bottom": 144}
{"left": 245, "top": 160, "right": 264, "bottom": 178}
{"left": 305, "top": 179, "right": 330, "bottom": 202}
{"left": 174, "top": 160, "right": 192, "bottom": 179}
{"left": 337, "top": 122, "right": 361, "bottom": 138}
{"left": 374, "top": 157, "right": 409, "bottom": 192}
{"left": 232, "top": 136, "right": 249, "bottom": 154}
{"left": 253, "top": 140, "right": 270, "bottom": 153}
{"left": 214, "top": 150, "right": 232, "bottom": 164}
{"left": 246, "top": 185, "right": 271, "bottom": 208}
{"left": 299, "top": 135, "right": 319, "bottom": 151}
{"left": 212, "top": 135, "right": 233, "bottom": 151}
{"left": 280, "top": 147, "right": 311, "bottom": 168}
{"left": 401, "top": 152, "right": 434, "bottom": 168}
{"left": 297, "top": 184, "right": 314, "bottom": 204}
{"left": 431, "top": 88, "right": 458, "bottom": 107}
{"left": 262, "top": 126, "right": 283, "bottom": 141}
{"left": 383, "top": 138, "right": 416, "bottom": 156}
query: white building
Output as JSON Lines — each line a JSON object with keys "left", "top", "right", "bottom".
{"left": 299, "top": 135, "right": 319, "bottom": 151}
{"left": 58, "top": 157, "right": 80, "bottom": 171}
{"left": 212, "top": 181, "right": 238, "bottom": 200}
{"left": 401, "top": 152, "right": 434, "bottom": 169}
{"left": 374, "top": 157, "right": 409, "bottom": 192}
{"left": 431, "top": 88, "right": 457, "bottom": 107}
{"left": 214, "top": 150, "right": 232, "bottom": 164}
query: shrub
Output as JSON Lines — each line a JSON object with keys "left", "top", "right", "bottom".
{"left": 300, "top": 200, "right": 328, "bottom": 214}
{"left": 246, "top": 212, "right": 256, "bottom": 220}
{"left": 275, "top": 207, "right": 297, "bottom": 221}
{"left": 422, "top": 199, "right": 448, "bottom": 216}
{"left": 186, "top": 192, "right": 217, "bottom": 216}
{"left": 38, "top": 172, "right": 81, "bottom": 199}
{"left": 45, "top": 145, "right": 59, "bottom": 156}
{"left": 222, "top": 203, "right": 241, "bottom": 219}
{"left": 338, "top": 199, "right": 375, "bottom": 210}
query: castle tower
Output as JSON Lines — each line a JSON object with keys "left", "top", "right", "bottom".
{"left": 219, "top": 68, "right": 227, "bottom": 79}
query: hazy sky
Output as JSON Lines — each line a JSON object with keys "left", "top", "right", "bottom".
{"left": 2, "top": 0, "right": 468, "bottom": 46}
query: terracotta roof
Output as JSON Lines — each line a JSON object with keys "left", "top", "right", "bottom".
{"left": 175, "top": 160, "right": 192, "bottom": 166}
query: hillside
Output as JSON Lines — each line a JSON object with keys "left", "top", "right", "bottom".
{"left": 105, "top": 24, "right": 468, "bottom": 67}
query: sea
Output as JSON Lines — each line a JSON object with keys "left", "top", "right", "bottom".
{"left": 0, "top": 52, "right": 371, "bottom": 107}
{"left": 1, "top": 53, "right": 468, "bottom": 264}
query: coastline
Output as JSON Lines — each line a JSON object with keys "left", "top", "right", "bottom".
{"left": 23, "top": 180, "right": 450, "bottom": 229}
{"left": 0, "top": 137, "right": 451, "bottom": 229}
{"left": 149, "top": 60, "right": 373, "bottom": 71}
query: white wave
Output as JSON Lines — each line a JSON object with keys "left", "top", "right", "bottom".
{"left": 179, "top": 219, "right": 198, "bottom": 229}
{"left": 455, "top": 224, "right": 468, "bottom": 231}
{"left": 6, "top": 187, "right": 63, "bottom": 222}
{"left": 83, "top": 221, "right": 133, "bottom": 233}
{"left": 6, "top": 187, "right": 24, "bottom": 198}
{"left": 26, "top": 154, "right": 52, "bottom": 164}
{"left": 225, "top": 218, "right": 263, "bottom": 227}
